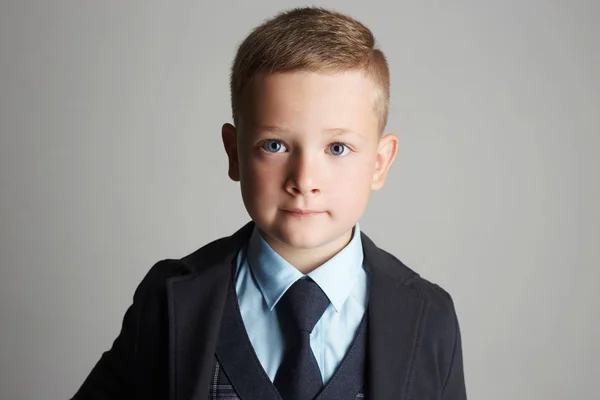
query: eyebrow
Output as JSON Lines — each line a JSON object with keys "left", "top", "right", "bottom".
{"left": 324, "top": 128, "right": 363, "bottom": 138}
{"left": 256, "top": 125, "right": 363, "bottom": 138}
{"left": 255, "top": 125, "right": 296, "bottom": 135}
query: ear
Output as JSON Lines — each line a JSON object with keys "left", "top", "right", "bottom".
{"left": 371, "top": 133, "right": 399, "bottom": 191}
{"left": 221, "top": 123, "right": 240, "bottom": 182}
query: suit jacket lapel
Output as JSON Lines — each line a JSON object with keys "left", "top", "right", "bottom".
{"left": 167, "top": 222, "right": 254, "bottom": 400}
{"left": 361, "top": 232, "right": 427, "bottom": 399}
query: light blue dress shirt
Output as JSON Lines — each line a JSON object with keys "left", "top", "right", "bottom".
{"left": 235, "top": 224, "right": 368, "bottom": 385}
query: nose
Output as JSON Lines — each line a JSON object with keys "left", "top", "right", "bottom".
{"left": 284, "top": 151, "right": 321, "bottom": 196}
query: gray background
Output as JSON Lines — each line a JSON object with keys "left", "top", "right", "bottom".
{"left": 0, "top": 1, "right": 598, "bottom": 399}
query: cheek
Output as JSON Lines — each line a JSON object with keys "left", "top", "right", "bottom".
{"left": 241, "top": 159, "right": 282, "bottom": 198}
{"left": 328, "top": 158, "right": 374, "bottom": 202}
{"left": 342, "top": 156, "right": 376, "bottom": 185}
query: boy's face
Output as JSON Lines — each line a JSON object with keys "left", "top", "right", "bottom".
{"left": 222, "top": 70, "right": 397, "bottom": 258}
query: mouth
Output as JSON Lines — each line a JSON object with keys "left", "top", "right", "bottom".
{"left": 281, "top": 208, "right": 325, "bottom": 216}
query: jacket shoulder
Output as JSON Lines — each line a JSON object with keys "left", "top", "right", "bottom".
{"left": 377, "top": 248, "right": 458, "bottom": 317}
{"left": 135, "top": 234, "right": 233, "bottom": 295}
{"left": 376, "top": 250, "right": 466, "bottom": 397}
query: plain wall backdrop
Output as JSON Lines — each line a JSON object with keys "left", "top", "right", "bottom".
{"left": 1, "top": 1, "right": 598, "bottom": 399}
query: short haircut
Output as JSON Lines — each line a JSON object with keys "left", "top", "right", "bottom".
{"left": 229, "top": 7, "right": 390, "bottom": 132}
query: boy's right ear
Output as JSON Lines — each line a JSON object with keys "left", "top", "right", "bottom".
{"left": 221, "top": 123, "right": 240, "bottom": 182}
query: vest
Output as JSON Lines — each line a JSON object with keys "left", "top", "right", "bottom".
{"left": 208, "top": 276, "right": 367, "bottom": 399}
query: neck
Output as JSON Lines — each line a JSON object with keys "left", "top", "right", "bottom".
{"left": 260, "top": 229, "right": 353, "bottom": 274}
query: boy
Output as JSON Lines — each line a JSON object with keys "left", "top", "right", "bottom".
{"left": 73, "top": 7, "right": 466, "bottom": 400}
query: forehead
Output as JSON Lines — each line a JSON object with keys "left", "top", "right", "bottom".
{"left": 240, "top": 70, "right": 380, "bottom": 135}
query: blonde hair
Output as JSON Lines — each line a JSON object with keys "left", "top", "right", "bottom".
{"left": 229, "top": 7, "right": 390, "bottom": 131}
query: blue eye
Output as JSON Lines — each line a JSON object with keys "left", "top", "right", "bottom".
{"left": 261, "top": 139, "right": 287, "bottom": 153}
{"left": 328, "top": 142, "right": 350, "bottom": 156}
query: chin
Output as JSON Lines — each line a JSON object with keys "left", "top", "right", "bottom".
{"left": 253, "top": 220, "right": 317, "bottom": 248}
{"left": 272, "top": 223, "right": 348, "bottom": 251}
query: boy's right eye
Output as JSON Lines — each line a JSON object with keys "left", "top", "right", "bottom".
{"left": 260, "top": 139, "right": 287, "bottom": 153}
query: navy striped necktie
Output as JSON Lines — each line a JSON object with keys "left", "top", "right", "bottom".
{"left": 274, "top": 278, "right": 330, "bottom": 400}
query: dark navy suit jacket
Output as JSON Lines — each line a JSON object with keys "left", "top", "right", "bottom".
{"left": 72, "top": 222, "right": 467, "bottom": 399}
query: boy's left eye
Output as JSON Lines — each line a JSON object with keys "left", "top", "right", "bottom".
{"left": 327, "top": 143, "right": 350, "bottom": 156}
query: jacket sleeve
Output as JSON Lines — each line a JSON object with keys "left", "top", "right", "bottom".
{"left": 441, "top": 297, "right": 467, "bottom": 400}
{"left": 70, "top": 264, "right": 159, "bottom": 400}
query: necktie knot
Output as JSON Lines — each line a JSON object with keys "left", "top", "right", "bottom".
{"left": 278, "top": 278, "right": 330, "bottom": 334}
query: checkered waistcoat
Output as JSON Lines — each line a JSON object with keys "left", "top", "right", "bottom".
{"left": 209, "top": 280, "right": 367, "bottom": 400}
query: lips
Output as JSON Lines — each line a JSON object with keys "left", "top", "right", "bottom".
{"left": 282, "top": 208, "right": 324, "bottom": 215}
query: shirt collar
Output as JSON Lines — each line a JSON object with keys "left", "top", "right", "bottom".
{"left": 246, "top": 224, "right": 364, "bottom": 313}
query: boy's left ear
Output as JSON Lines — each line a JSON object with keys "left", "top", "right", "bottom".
{"left": 371, "top": 133, "right": 399, "bottom": 191}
